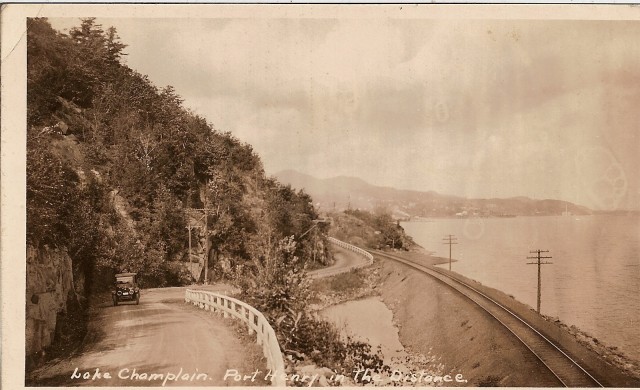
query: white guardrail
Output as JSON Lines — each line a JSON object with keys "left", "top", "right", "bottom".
{"left": 184, "top": 289, "right": 286, "bottom": 387}
{"left": 310, "top": 237, "right": 374, "bottom": 278}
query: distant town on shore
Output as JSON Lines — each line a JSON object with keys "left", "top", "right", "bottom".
{"left": 275, "top": 169, "right": 636, "bottom": 220}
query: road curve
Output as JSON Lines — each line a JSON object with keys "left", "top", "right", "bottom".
{"left": 373, "top": 250, "right": 604, "bottom": 388}
{"left": 28, "top": 287, "right": 267, "bottom": 387}
{"left": 308, "top": 243, "right": 368, "bottom": 278}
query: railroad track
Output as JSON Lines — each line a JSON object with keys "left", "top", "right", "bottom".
{"left": 372, "top": 250, "right": 604, "bottom": 388}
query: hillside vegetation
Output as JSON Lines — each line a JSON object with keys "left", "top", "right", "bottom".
{"left": 328, "top": 209, "right": 416, "bottom": 251}
{"left": 28, "top": 17, "right": 331, "bottom": 287}
{"left": 27, "top": 16, "right": 330, "bottom": 352}
{"left": 26, "top": 18, "right": 389, "bottom": 379}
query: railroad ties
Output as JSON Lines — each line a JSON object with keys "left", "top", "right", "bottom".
{"left": 372, "top": 250, "right": 603, "bottom": 388}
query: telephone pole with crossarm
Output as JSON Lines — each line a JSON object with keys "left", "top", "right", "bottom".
{"left": 527, "top": 249, "right": 553, "bottom": 313}
{"left": 185, "top": 208, "right": 213, "bottom": 283}
{"left": 186, "top": 180, "right": 214, "bottom": 284}
{"left": 443, "top": 234, "right": 458, "bottom": 271}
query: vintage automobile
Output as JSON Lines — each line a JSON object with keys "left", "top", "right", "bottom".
{"left": 112, "top": 273, "right": 140, "bottom": 306}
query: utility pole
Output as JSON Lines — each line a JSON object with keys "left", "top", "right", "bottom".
{"left": 527, "top": 249, "right": 553, "bottom": 313}
{"left": 203, "top": 185, "right": 209, "bottom": 284}
{"left": 299, "top": 219, "right": 329, "bottom": 265}
{"left": 185, "top": 180, "right": 212, "bottom": 284}
{"left": 442, "top": 234, "right": 458, "bottom": 271}
{"left": 299, "top": 219, "right": 328, "bottom": 239}
{"left": 185, "top": 211, "right": 210, "bottom": 283}
{"left": 186, "top": 224, "right": 193, "bottom": 275}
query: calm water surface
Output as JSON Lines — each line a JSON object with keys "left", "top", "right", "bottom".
{"left": 402, "top": 215, "right": 640, "bottom": 361}
{"left": 321, "top": 297, "right": 406, "bottom": 365}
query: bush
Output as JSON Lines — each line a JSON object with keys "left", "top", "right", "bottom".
{"left": 343, "top": 338, "right": 388, "bottom": 383}
{"left": 240, "top": 236, "right": 311, "bottom": 316}
{"left": 239, "top": 237, "right": 386, "bottom": 376}
{"left": 310, "top": 269, "right": 365, "bottom": 295}
{"left": 162, "top": 262, "right": 194, "bottom": 286}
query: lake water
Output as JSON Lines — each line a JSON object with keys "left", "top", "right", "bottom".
{"left": 321, "top": 297, "right": 407, "bottom": 366}
{"left": 321, "top": 297, "right": 445, "bottom": 384}
{"left": 402, "top": 215, "right": 640, "bottom": 361}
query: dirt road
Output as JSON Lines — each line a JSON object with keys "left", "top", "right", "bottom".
{"left": 28, "top": 286, "right": 268, "bottom": 387}
{"left": 309, "top": 244, "right": 368, "bottom": 278}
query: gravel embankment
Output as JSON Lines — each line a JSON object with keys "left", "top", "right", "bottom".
{"left": 376, "top": 252, "right": 562, "bottom": 387}
{"left": 379, "top": 248, "right": 640, "bottom": 387}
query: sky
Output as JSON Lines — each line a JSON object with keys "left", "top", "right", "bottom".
{"left": 50, "top": 16, "right": 640, "bottom": 210}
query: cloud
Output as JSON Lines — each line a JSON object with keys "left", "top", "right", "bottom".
{"left": 48, "top": 17, "right": 640, "bottom": 209}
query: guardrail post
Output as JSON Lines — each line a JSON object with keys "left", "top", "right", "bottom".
{"left": 256, "top": 322, "right": 263, "bottom": 345}
{"left": 263, "top": 332, "right": 270, "bottom": 368}
{"left": 223, "top": 298, "right": 229, "bottom": 318}
{"left": 185, "top": 289, "right": 286, "bottom": 387}
{"left": 247, "top": 309, "right": 254, "bottom": 335}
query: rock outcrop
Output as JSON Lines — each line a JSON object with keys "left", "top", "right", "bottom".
{"left": 25, "top": 245, "right": 76, "bottom": 357}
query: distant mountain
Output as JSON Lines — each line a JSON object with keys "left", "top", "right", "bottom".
{"left": 274, "top": 169, "right": 592, "bottom": 219}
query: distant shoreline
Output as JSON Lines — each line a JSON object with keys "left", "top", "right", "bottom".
{"left": 404, "top": 211, "right": 640, "bottom": 222}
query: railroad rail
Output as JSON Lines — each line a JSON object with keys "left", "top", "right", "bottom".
{"left": 372, "top": 250, "right": 604, "bottom": 388}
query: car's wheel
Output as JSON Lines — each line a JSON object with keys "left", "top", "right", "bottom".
{"left": 113, "top": 296, "right": 118, "bottom": 306}
{"left": 135, "top": 294, "right": 140, "bottom": 305}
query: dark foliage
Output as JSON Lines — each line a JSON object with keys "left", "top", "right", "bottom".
{"left": 27, "top": 16, "right": 326, "bottom": 290}
{"left": 26, "top": 17, "right": 342, "bottom": 373}
{"left": 344, "top": 208, "right": 410, "bottom": 249}
{"left": 240, "top": 237, "right": 386, "bottom": 377}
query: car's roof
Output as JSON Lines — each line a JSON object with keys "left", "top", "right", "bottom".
{"left": 115, "top": 273, "right": 137, "bottom": 277}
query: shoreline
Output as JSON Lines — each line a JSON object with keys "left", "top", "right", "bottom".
{"left": 374, "top": 253, "right": 562, "bottom": 386}
{"left": 399, "top": 215, "right": 640, "bottom": 369}
{"left": 312, "top": 252, "right": 560, "bottom": 386}
{"left": 311, "top": 242, "right": 640, "bottom": 386}
{"left": 385, "top": 245, "right": 640, "bottom": 386}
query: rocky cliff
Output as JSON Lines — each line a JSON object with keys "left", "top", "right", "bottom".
{"left": 25, "top": 245, "right": 77, "bottom": 358}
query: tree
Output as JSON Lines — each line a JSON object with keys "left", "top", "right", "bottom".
{"left": 370, "top": 209, "right": 402, "bottom": 249}
{"left": 105, "top": 26, "right": 127, "bottom": 64}
{"left": 149, "top": 186, "right": 187, "bottom": 261}
{"left": 26, "top": 136, "right": 80, "bottom": 247}
{"left": 240, "top": 236, "right": 310, "bottom": 318}
{"left": 69, "top": 18, "right": 104, "bottom": 45}
{"left": 27, "top": 18, "right": 76, "bottom": 126}
{"left": 66, "top": 18, "right": 108, "bottom": 107}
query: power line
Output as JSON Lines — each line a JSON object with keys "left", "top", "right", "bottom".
{"left": 527, "top": 249, "right": 553, "bottom": 313}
